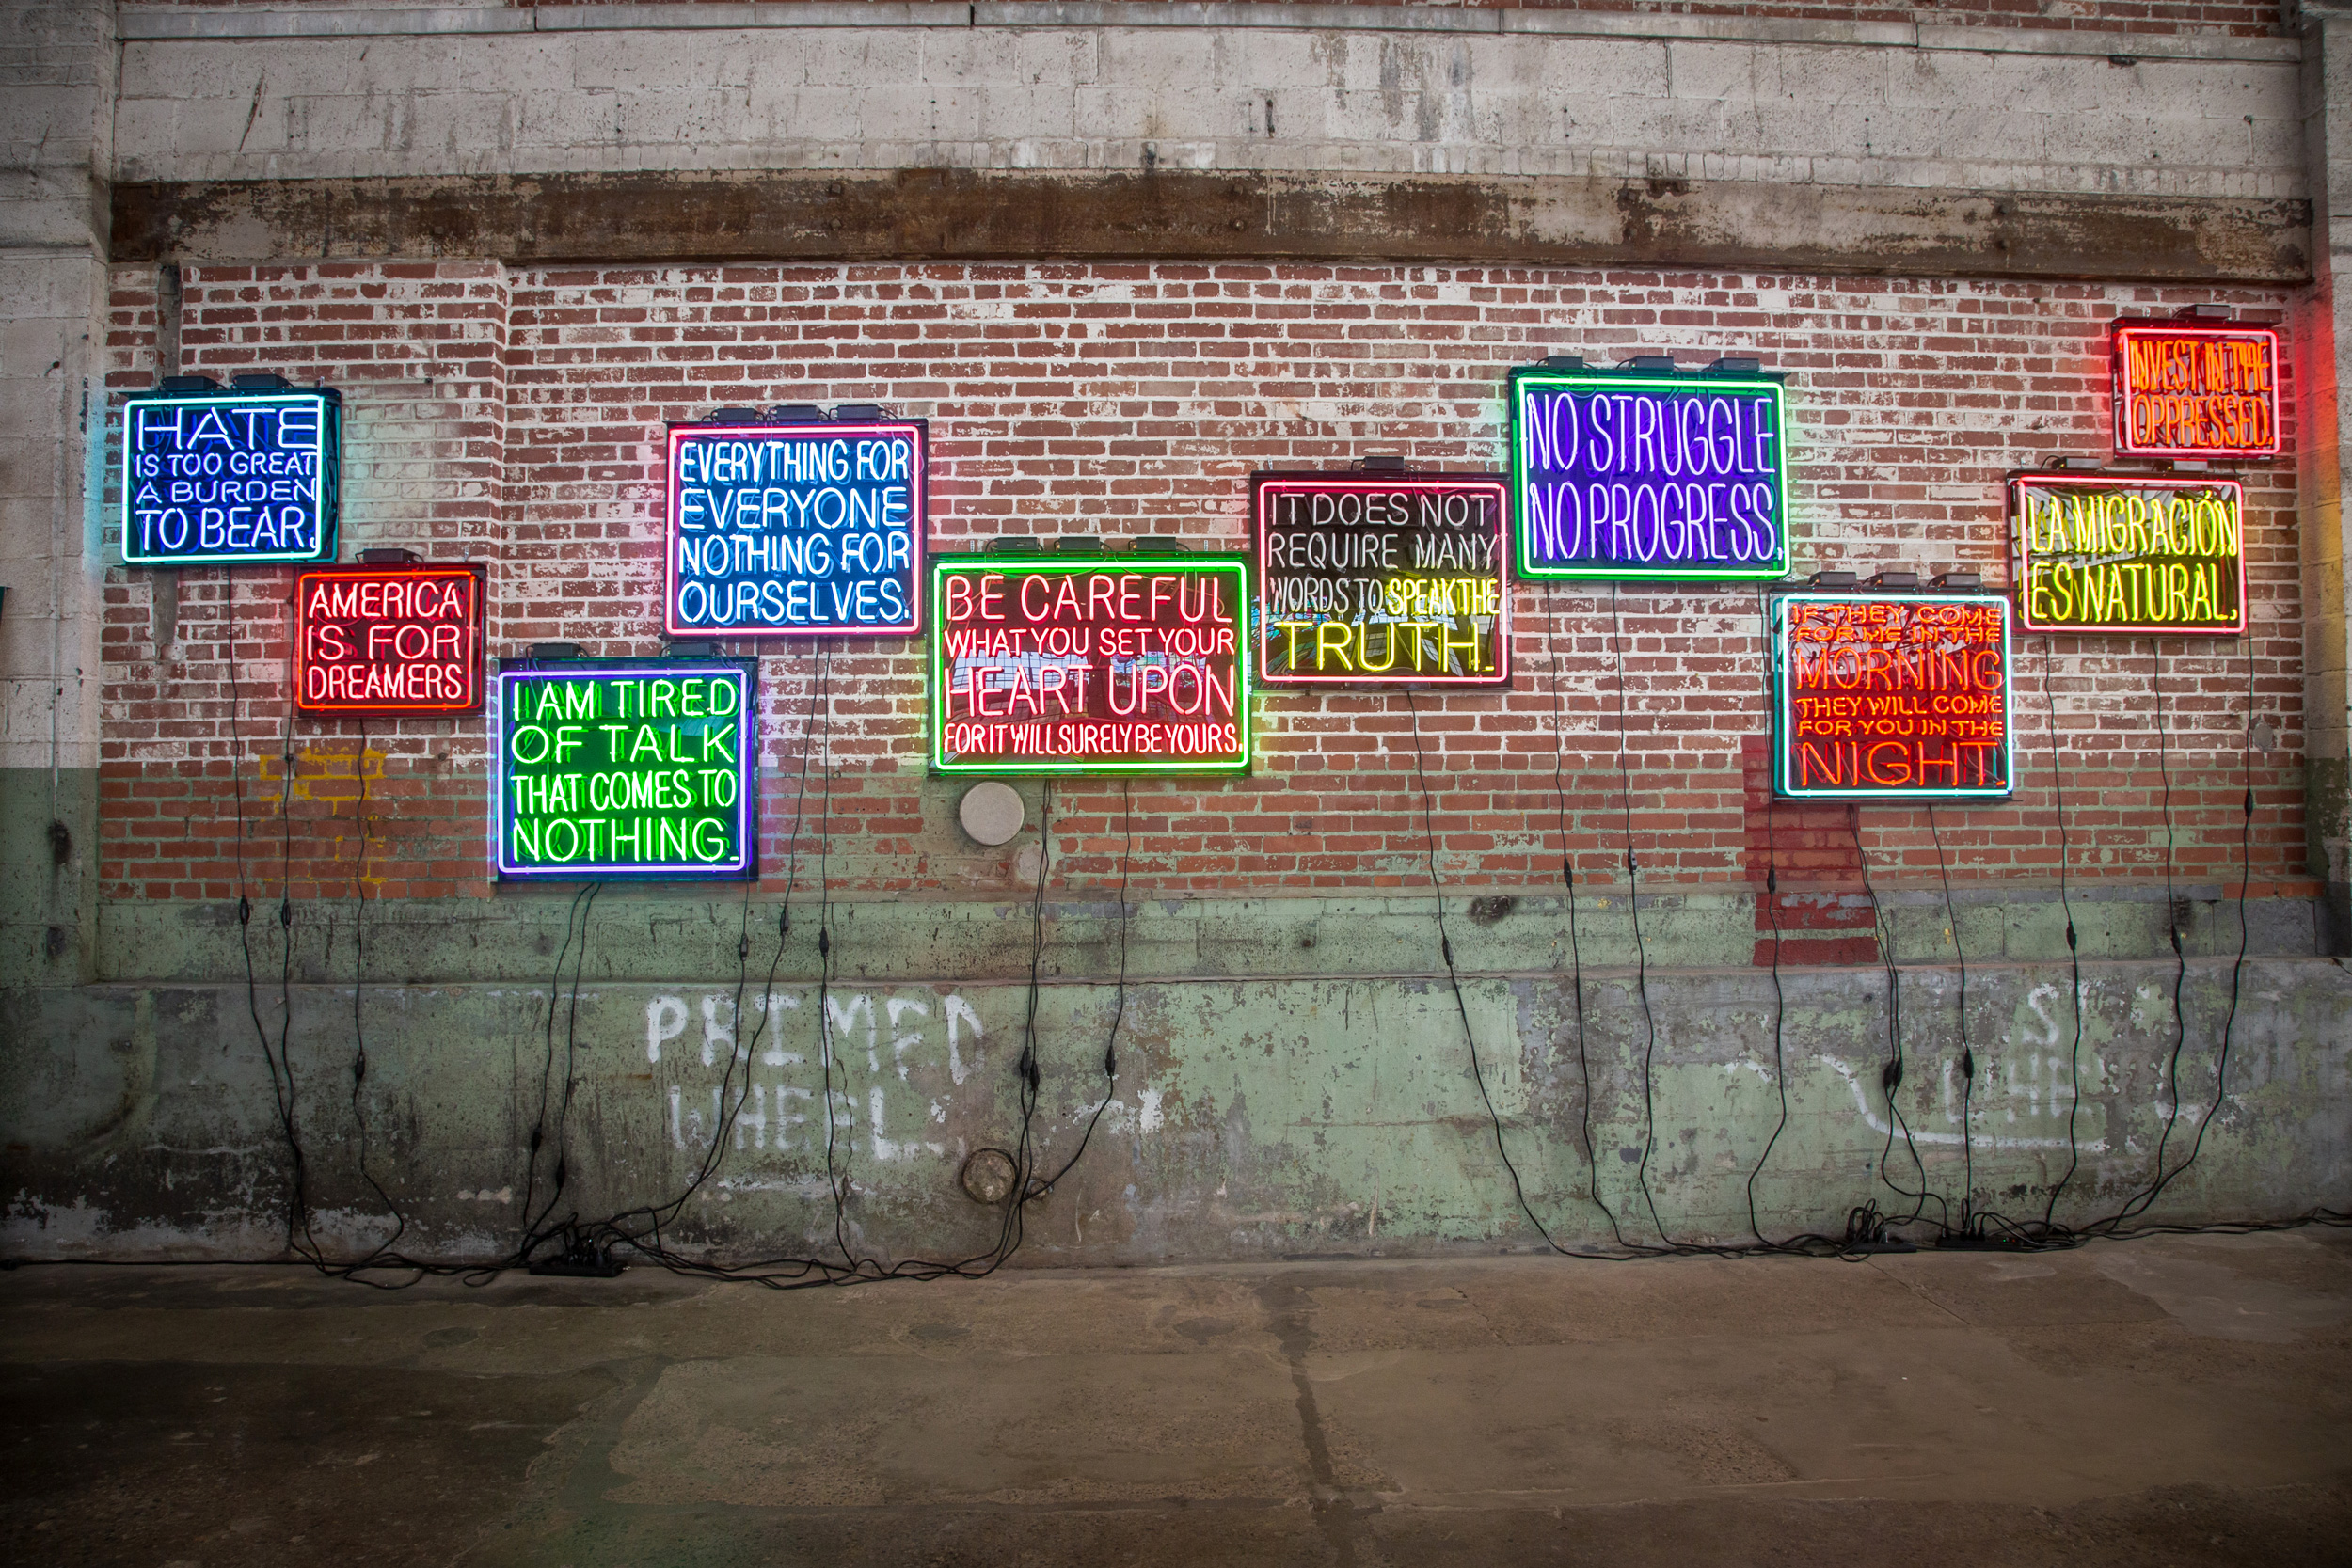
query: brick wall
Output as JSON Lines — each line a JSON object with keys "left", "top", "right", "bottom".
{"left": 99, "top": 261, "right": 2308, "bottom": 919}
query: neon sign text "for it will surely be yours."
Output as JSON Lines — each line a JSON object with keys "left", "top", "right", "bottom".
{"left": 496, "top": 660, "right": 756, "bottom": 879}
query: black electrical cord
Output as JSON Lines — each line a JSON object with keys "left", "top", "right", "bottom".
{"left": 1747, "top": 586, "right": 1793, "bottom": 1250}
{"left": 1849, "top": 805, "right": 1944, "bottom": 1234}
{"left": 1610, "top": 583, "right": 1673, "bottom": 1246}
{"left": 2041, "top": 636, "right": 2088, "bottom": 1231}
{"left": 1026, "top": 777, "right": 1132, "bottom": 1199}
{"left": 1928, "top": 805, "right": 1979, "bottom": 1235}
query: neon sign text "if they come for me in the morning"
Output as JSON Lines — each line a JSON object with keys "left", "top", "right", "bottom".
{"left": 930, "top": 557, "right": 1250, "bottom": 774}
{"left": 496, "top": 660, "right": 755, "bottom": 880}
{"left": 1772, "top": 594, "right": 2012, "bottom": 800}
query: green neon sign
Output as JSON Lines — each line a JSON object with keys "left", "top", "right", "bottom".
{"left": 1509, "top": 365, "right": 1788, "bottom": 581}
{"left": 495, "top": 658, "right": 757, "bottom": 880}
{"left": 930, "top": 554, "right": 1252, "bottom": 775}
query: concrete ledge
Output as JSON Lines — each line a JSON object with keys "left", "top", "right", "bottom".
{"left": 106, "top": 167, "right": 2314, "bottom": 283}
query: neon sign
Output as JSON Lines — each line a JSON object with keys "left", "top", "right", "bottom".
{"left": 294, "top": 562, "right": 485, "bottom": 717}
{"left": 2111, "top": 321, "right": 2279, "bottom": 460}
{"left": 930, "top": 555, "right": 1250, "bottom": 775}
{"left": 1510, "top": 365, "right": 1788, "bottom": 580}
{"left": 1772, "top": 593, "right": 2012, "bottom": 801}
{"left": 665, "top": 419, "right": 925, "bottom": 637}
{"left": 1253, "top": 472, "right": 1509, "bottom": 687}
{"left": 120, "top": 388, "right": 341, "bottom": 566}
{"left": 2010, "top": 473, "right": 2245, "bottom": 637}
{"left": 495, "top": 658, "right": 755, "bottom": 880}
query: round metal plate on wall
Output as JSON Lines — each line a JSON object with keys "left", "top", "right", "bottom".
{"left": 958, "top": 782, "right": 1025, "bottom": 846}
{"left": 960, "top": 1148, "right": 1018, "bottom": 1205}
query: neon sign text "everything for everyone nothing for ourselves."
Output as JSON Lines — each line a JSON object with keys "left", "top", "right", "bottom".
{"left": 2010, "top": 473, "right": 2245, "bottom": 636}
{"left": 2111, "top": 322, "right": 2280, "bottom": 460}
{"left": 930, "top": 557, "right": 1250, "bottom": 774}
{"left": 1510, "top": 366, "right": 1788, "bottom": 580}
{"left": 294, "top": 562, "right": 485, "bottom": 716}
{"left": 120, "top": 388, "right": 341, "bottom": 566}
{"left": 1254, "top": 473, "right": 1510, "bottom": 687}
{"left": 1772, "top": 594, "right": 2012, "bottom": 800}
{"left": 666, "top": 420, "right": 924, "bottom": 636}
{"left": 495, "top": 660, "right": 755, "bottom": 879}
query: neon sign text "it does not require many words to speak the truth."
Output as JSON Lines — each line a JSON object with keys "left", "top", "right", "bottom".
{"left": 496, "top": 659, "right": 756, "bottom": 880}
{"left": 1772, "top": 594, "right": 2012, "bottom": 800}
{"left": 930, "top": 556, "right": 1250, "bottom": 774}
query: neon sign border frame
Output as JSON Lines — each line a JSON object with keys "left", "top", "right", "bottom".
{"left": 2007, "top": 470, "right": 2249, "bottom": 639}
{"left": 491, "top": 656, "right": 760, "bottom": 882}
{"left": 1769, "top": 590, "right": 2016, "bottom": 803}
{"left": 1506, "top": 366, "right": 1791, "bottom": 583}
{"left": 119, "top": 388, "right": 342, "bottom": 568}
{"left": 1250, "top": 471, "right": 1513, "bottom": 689}
{"left": 927, "top": 553, "right": 1255, "bottom": 777}
{"left": 293, "top": 561, "right": 488, "bottom": 719}
{"left": 661, "top": 420, "right": 929, "bottom": 639}
{"left": 2108, "top": 320, "right": 2281, "bottom": 462}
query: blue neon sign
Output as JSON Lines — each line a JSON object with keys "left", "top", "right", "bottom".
{"left": 120, "top": 388, "right": 341, "bottom": 566}
{"left": 665, "top": 420, "right": 926, "bottom": 637}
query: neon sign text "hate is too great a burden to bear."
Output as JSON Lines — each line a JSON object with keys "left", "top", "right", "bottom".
{"left": 2111, "top": 322, "right": 2279, "bottom": 460}
{"left": 666, "top": 420, "right": 924, "bottom": 637}
{"left": 930, "top": 557, "right": 1250, "bottom": 774}
{"left": 1254, "top": 473, "right": 1509, "bottom": 687}
{"left": 495, "top": 660, "right": 755, "bottom": 880}
{"left": 120, "top": 388, "right": 341, "bottom": 566}
{"left": 1772, "top": 594, "right": 2012, "bottom": 800}
{"left": 294, "top": 562, "right": 484, "bottom": 717}
{"left": 1510, "top": 365, "right": 1788, "bottom": 580}
{"left": 2010, "top": 473, "right": 2245, "bottom": 636}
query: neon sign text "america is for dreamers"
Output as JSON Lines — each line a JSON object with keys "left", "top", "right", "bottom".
{"left": 1511, "top": 365, "right": 1788, "bottom": 580}
{"left": 496, "top": 659, "right": 755, "bottom": 879}
{"left": 1772, "top": 594, "right": 2012, "bottom": 800}
{"left": 930, "top": 556, "right": 1250, "bottom": 774}
{"left": 121, "top": 388, "right": 341, "bottom": 566}
{"left": 294, "top": 562, "right": 485, "bottom": 717}
{"left": 1254, "top": 473, "right": 1509, "bottom": 687}
{"left": 2010, "top": 473, "right": 2245, "bottom": 636}
{"left": 666, "top": 420, "right": 925, "bottom": 636}
{"left": 2111, "top": 321, "right": 2279, "bottom": 460}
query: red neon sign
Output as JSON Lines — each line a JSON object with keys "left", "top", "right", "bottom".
{"left": 2111, "top": 321, "right": 2280, "bottom": 460}
{"left": 294, "top": 562, "right": 485, "bottom": 717}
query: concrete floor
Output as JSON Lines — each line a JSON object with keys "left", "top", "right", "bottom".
{"left": 2, "top": 1233, "right": 2348, "bottom": 1566}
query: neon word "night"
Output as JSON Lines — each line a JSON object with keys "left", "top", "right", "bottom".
{"left": 1773, "top": 594, "right": 2013, "bottom": 800}
{"left": 121, "top": 390, "right": 341, "bottom": 566}
{"left": 2112, "top": 323, "right": 2280, "bottom": 460}
{"left": 1511, "top": 368, "right": 1788, "bottom": 580}
{"left": 666, "top": 421, "right": 925, "bottom": 637}
{"left": 2010, "top": 475, "right": 2245, "bottom": 636}
{"left": 930, "top": 559, "right": 1251, "bottom": 775}
{"left": 294, "top": 563, "right": 484, "bottom": 716}
{"left": 1253, "top": 474, "right": 1510, "bottom": 687}
{"left": 496, "top": 662, "right": 755, "bottom": 880}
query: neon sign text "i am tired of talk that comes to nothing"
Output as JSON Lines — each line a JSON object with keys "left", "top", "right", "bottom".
{"left": 495, "top": 659, "right": 756, "bottom": 880}
{"left": 930, "top": 556, "right": 1250, "bottom": 774}
{"left": 665, "top": 420, "right": 924, "bottom": 637}
{"left": 120, "top": 388, "right": 341, "bottom": 566}
{"left": 1510, "top": 365, "right": 1788, "bottom": 580}
{"left": 294, "top": 562, "right": 485, "bottom": 717}
{"left": 2010, "top": 473, "right": 2246, "bottom": 636}
{"left": 1772, "top": 594, "right": 2012, "bottom": 800}
{"left": 1253, "top": 473, "right": 1510, "bottom": 687}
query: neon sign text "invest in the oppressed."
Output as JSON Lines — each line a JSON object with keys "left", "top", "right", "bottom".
{"left": 2010, "top": 473, "right": 2245, "bottom": 636}
{"left": 1772, "top": 594, "right": 2012, "bottom": 800}
{"left": 120, "top": 388, "right": 341, "bottom": 566}
{"left": 294, "top": 562, "right": 484, "bottom": 717}
{"left": 1254, "top": 473, "right": 1510, "bottom": 687}
{"left": 930, "top": 557, "right": 1250, "bottom": 774}
{"left": 1511, "top": 366, "right": 1788, "bottom": 580}
{"left": 495, "top": 660, "right": 755, "bottom": 880}
{"left": 2111, "top": 322, "right": 2279, "bottom": 460}
{"left": 666, "top": 420, "right": 925, "bottom": 636}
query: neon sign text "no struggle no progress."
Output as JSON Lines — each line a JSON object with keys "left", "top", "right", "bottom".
{"left": 1772, "top": 594, "right": 2012, "bottom": 800}
{"left": 1511, "top": 365, "right": 1788, "bottom": 580}
{"left": 930, "top": 557, "right": 1250, "bottom": 774}
{"left": 496, "top": 659, "right": 756, "bottom": 879}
